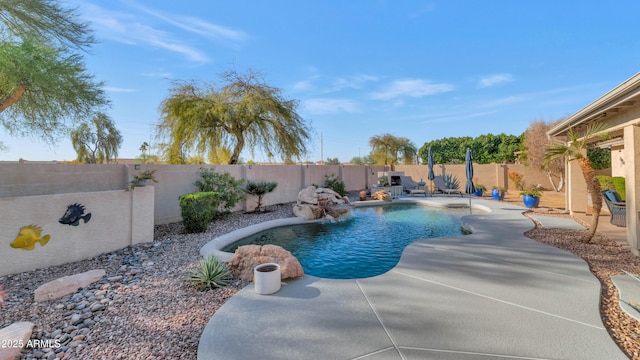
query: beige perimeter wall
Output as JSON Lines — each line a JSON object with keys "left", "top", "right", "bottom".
{"left": 1, "top": 162, "right": 567, "bottom": 227}
{"left": 0, "top": 187, "right": 154, "bottom": 276}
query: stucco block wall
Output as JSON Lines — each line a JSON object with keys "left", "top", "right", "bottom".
{"left": 0, "top": 187, "right": 154, "bottom": 276}
{"left": 0, "top": 164, "right": 127, "bottom": 198}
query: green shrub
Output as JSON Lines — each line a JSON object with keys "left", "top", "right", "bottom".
{"left": 598, "top": 175, "right": 626, "bottom": 200}
{"left": 243, "top": 180, "right": 277, "bottom": 212}
{"left": 188, "top": 256, "right": 232, "bottom": 290}
{"left": 324, "top": 173, "right": 347, "bottom": 196}
{"left": 612, "top": 176, "right": 626, "bottom": 200}
{"left": 194, "top": 168, "right": 245, "bottom": 218}
{"left": 179, "top": 192, "right": 219, "bottom": 233}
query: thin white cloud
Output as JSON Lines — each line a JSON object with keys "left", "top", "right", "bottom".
{"left": 293, "top": 80, "right": 314, "bottom": 91}
{"left": 371, "top": 79, "right": 454, "bottom": 100}
{"left": 129, "top": 2, "right": 248, "bottom": 43}
{"left": 331, "top": 74, "right": 378, "bottom": 91}
{"left": 418, "top": 110, "right": 498, "bottom": 124}
{"left": 79, "top": 2, "right": 244, "bottom": 62}
{"left": 302, "top": 98, "right": 361, "bottom": 115}
{"left": 140, "top": 71, "right": 174, "bottom": 79}
{"left": 478, "top": 73, "right": 514, "bottom": 88}
{"left": 104, "top": 86, "right": 137, "bottom": 93}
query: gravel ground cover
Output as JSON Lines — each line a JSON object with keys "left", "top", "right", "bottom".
{"left": 1, "top": 198, "right": 639, "bottom": 359}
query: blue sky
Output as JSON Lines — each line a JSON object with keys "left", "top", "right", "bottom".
{"left": 3, "top": 1, "right": 640, "bottom": 162}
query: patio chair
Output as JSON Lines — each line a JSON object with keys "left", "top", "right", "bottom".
{"left": 432, "top": 176, "right": 463, "bottom": 197}
{"left": 602, "top": 190, "right": 626, "bottom": 227}
{"left": 399, "top": 176, "right": 427, "bottom": 197}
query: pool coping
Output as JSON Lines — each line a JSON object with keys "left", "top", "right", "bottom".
{"left": 199, "top": 198, "right": 492, "bottom": 263}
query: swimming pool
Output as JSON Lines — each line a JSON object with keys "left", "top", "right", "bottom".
{"left": 224, "top": 204, "right": 469, "bottom": 279}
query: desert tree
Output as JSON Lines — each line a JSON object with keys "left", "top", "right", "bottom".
{"left": 0, "top": 0, "right": 107, "bottom": 144}
{"left": 522, "top": 118, "right": 565, "bottom": 191}
{"left": 139, "top": 141, "right": 149, "bottom": 162}
{"left": 369, "top": 133, "right": 416, "bottom": 165}
{"left": 70, "top": 112, "right": 122, "bottom": 163}
{"left": 157, "top": 70, "right": 311, "bottom": 164}
{"left": 544, "top": 123, "right": 610, "bottom": 243}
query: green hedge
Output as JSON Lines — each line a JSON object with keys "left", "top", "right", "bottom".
{"left": 597, "top": 175, "right": 626, "bottom": 201}
{"left": 179, "top": 192, "right": 220, "bottom": 233}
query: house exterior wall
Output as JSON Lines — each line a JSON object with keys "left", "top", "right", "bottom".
{"left": 624, "top": 125, "right": 640, "bottom": 254}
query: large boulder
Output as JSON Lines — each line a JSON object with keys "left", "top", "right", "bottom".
{"left": 293, "top": 186, "right": 354, "bottom": 220}
{"left": 34, "top": 269, "right": 105, "bottom": 302}
{"left": 228, "top": 244, "right": 304, "bottom": 282}
{"left": 372, "top": 190, "right": 392, "bottom": 202}
{"left": 325, "top": 204, "right": 354, "bottom": 219}
{"left": 292, "top": 204, "right": 325, "bottom": 220}
{"left": 297, "top": 186, "right": 319, "bottom": 205}
{"left": 0, "top": 322, "right": 34, "bottom": 360}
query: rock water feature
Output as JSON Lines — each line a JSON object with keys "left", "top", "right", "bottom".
{"left": 292, "top": 186, "right": 354, "bottom": 220}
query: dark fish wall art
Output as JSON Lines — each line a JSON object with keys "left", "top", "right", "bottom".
{"left": 59, "top": 203, "right": 92, "bottom": 226}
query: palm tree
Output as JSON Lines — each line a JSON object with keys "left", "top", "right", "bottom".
{"left": 157, "top": 70, "right": 311, "bottom": 164}
{"left": 243, "top": 180, "right": 277, "bottom": 212}
{"left": 544, "top": 123, "right": 609, "bottom": 243}
{"left": 70, "top": 112, "right": 122, "bottom": 163}
{"left": 139, "top": 141, "right": 149, "bottom": 162}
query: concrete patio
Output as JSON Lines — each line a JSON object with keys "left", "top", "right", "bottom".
{"left": 198, "top": 198, "right": 627, "bottom": 360}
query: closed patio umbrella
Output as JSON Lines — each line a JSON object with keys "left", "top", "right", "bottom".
{"left": 465, "top": 147, "right": 475, "bottom": 213}
{"left": 427, "top": 147, "right": 435, "bottom": 196}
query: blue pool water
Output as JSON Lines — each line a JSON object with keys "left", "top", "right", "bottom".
{"left": 224, "top": 204, "right": 469, "bottom": 279}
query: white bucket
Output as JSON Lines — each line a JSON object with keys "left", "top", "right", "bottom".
{"left": 254, "top": 263, "right": 281, "bottom": 295}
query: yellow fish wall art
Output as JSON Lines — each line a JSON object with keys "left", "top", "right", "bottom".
{"left": 10, "top": 225, "right": 51, "bottom": 250}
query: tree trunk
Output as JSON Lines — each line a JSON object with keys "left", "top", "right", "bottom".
{"left": 0, "top": 86, "right": 27, "bottom": 113}
{"left": 545, "top": 170, "right": 564, "bottom": 192}
{"left": 228, "top": 135, "right": 244, "bottom": 165}
{"left": 545, "top": 170, "right": 559, "bottom": 192}
{"left": 578, "top": 158, "right": 602, "bottom": 243}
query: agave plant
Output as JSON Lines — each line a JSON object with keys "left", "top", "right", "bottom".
{"left": 188, "top": 256, "right": 232, "bottom": 290}
{"left": 442, "top": 174, "right": 460, "bottom": 190}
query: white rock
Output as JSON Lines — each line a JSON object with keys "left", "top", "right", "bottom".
{"left": 0, "top": 322, "right": 34, "bottom": 360}
{"left": 34, "top": 269, "right": 106, "bottom": 302}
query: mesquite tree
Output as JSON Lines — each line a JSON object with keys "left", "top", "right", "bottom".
{"left": 157, "top": 70, "right": 311, "bottom": 164}
{"left": 0, "top": 0, "right": 107, "bottom": 144}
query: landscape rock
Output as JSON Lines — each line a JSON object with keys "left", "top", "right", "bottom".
{"left": 228, "top": 244, "right": 304, "bottom": 281}
{"left": 0, "top": 322, "right": 34, "bottom": 360}
{"left": 372, "top": 190, "right": 392, "bottom": 202}
{"left": 34, "top": 269, "right": 106, "bottom": 302}
{"left": 297, "top": 186, "right": 319, "bottom": 205}
{"left": 293, "top": 186, "right": 354, "bottom": 220}
{"left": 325, "top": 204, "right": 354, "bottom": 219}
{"left": 292, "top": 204, "right": 325, "bottom": 220}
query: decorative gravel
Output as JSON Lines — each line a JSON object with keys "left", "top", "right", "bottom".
{"left": 1, "top": 203, "right": 294, "bottom": 360}
{"left": 1, "top": 200, "right": 639, "bottom": 359}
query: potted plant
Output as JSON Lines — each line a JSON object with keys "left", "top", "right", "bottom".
{"left": 128, "top": 169, "right": 158, "bottom": 191}
{"left": 474, "top": 184, "right": 486, "bottom": 197}
{"left": 521, "top": 187, "right": 542, "bottom": 208}
{"left": 491, "top": 186, "right": 506, "bottom": 201}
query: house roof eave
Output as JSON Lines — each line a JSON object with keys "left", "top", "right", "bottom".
{"left": 547, "top": 72, "right": 640, "bottom": 137}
